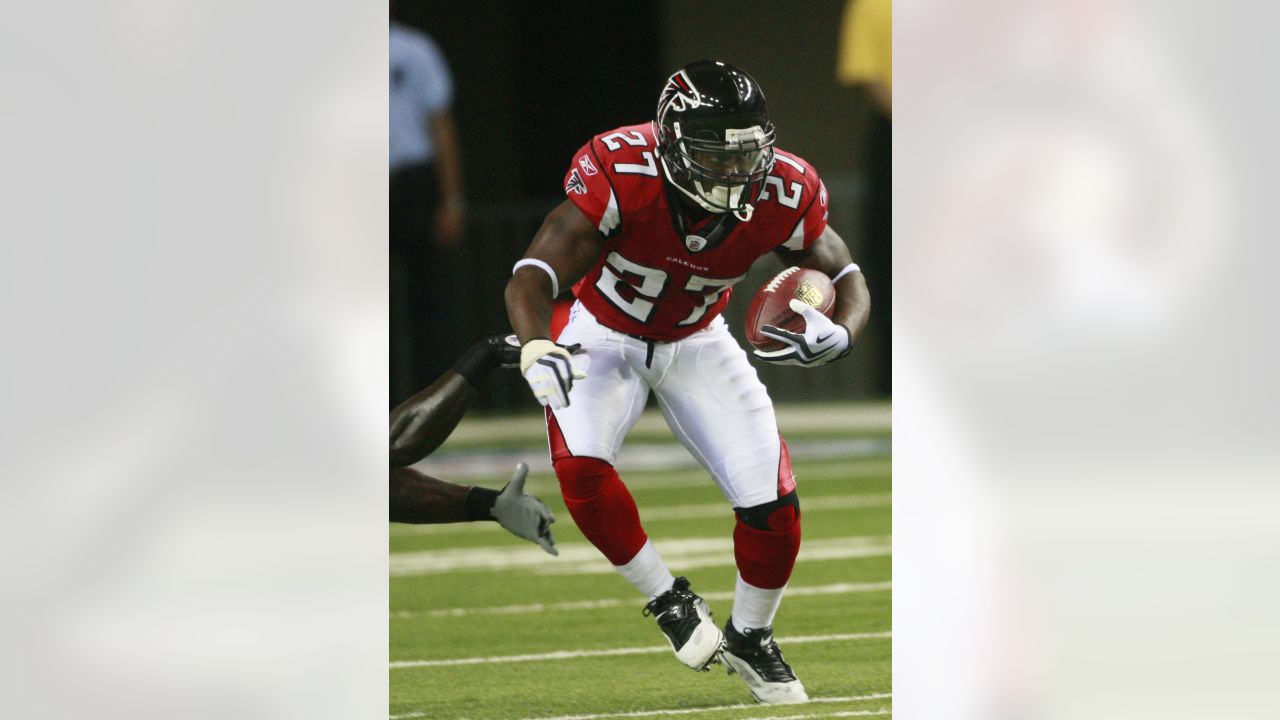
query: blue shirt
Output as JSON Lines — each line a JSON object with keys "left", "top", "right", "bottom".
{"left": 390, "top": 23, "right": 453, "bottom": 171}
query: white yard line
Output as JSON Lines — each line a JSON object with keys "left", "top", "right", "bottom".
{"left": 389, "top": 536, "right": 891, "bottom": 577}
{"left": 391, "top": 481, "right": 891, "bottom": 538}
{"left": 389, "top": 632, "right": 890, "bottom": 669}
{"left": 639, "top": 494, "right": 889, "bottom": 522}
{"left": 414, "top": 438, "right": 890, "bottom": 482}
{"left": 535, "top": 542, "right": 891, "bottom": 576}
{"left": 441, "top": 402, "right": 891, "bottom": 447}
{"left": 620, "top": 458, "right": 892, "bottom": 491}
{"left": 393, "top": 581, "right": 892, "bottom": 619}
{"left": 504, "top": 694, "right": 893, "bottom": 720}
{"left": 390, "top": 696, "right": 892, "bottom": 720}
{"left": 751, "top": 711, "right": 891, "bottom": 720}
{"left": 389, "top": 706, "right": 891, "bottom": 720}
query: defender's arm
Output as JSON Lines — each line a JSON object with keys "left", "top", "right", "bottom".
{"left": 389, "top": 373, "right": 476, "bottom": 468}
{"left": 391, "top": 464, "right": 558, "bottom": 555}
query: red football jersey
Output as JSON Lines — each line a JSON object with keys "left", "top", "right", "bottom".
{"left": 563, "top": 123, "right": 829, "bottom": 341}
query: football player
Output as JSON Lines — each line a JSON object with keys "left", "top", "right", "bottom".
{"left": 504, "top": 61, "right": 870, "bottom": 703}
{"left": 390, "top": 334, "right": 564, "bottom": 555}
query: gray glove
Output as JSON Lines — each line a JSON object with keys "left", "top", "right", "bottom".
{"left": 492, "top": 463, "right": 558, "bottom": 556}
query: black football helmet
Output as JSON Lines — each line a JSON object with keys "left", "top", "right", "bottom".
{"left": 655, "top": 61, "right": 776, "bottom": 221}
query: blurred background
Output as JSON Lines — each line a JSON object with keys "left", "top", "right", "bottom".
{"left": 10, "top": 0, "right": 1280, "bottom": 718}
{"left": 388, "top": 3, "right": 895, "bottom": 715}
{"left": 389, "top": 0, "right": 891, "bottom": 410}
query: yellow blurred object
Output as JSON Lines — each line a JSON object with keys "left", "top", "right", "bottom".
{"left": 837, "top": 0, "right": 892, "bottom": 107}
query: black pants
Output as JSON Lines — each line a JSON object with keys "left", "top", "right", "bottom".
{"left": 390, "top": 161, "right": 458, "bottom": 406}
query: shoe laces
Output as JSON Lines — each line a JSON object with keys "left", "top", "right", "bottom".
{"left": 731, "top": 626, "right": 796, "bottom": 681}
{"left": 642, "top": 577, "right": 695, "bottom": 617}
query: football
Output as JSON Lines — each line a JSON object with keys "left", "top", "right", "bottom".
{"left": 745, "top": 267, "right": 836, "bottom": 352}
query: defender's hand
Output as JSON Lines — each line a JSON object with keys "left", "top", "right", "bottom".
{"left": 520, "top": 338, "right": 585, "bottom": 410}
{"left": 492, "top": 463, "right": 558, "bottom": 556}
{"left": 491, "top": 334, "right": 579, "bottom": 369}
{"left": 753, "top": 299, "right": 851, "bottom": 367}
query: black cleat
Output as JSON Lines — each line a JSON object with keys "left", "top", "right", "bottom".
{"left": 487, "top": 333, "right": 522, "bottom": 368}
{"left": 721, "top": 618, "right": 809, "bottom": 704}
{"left": 642, "top": 577, "right": 724, "bottom": 671}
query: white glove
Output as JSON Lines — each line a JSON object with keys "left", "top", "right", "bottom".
{"left": 491, "top": 463, "right": 558, "bottom": 556}
{"left": 520, "top": 338, "right": 586, "bottom": 410}
{"left": 753, "top": 299, "right": 851, "bottom": 367}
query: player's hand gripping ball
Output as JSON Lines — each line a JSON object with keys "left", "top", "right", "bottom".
{"left": 746, "top": 267, "right": 849, "bottom": 367}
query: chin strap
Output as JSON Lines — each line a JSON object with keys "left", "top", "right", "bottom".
{"left": 661, "top": 150, "right": 758, "bottom": 223}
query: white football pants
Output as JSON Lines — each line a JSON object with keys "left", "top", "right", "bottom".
{"left": 550, "top": 301, "right": 786, "bottom": 508}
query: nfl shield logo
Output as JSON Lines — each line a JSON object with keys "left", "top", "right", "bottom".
{"left": 685, "top": 234, "right": 707, "bottom": 252}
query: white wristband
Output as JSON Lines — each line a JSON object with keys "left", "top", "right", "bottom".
{"left": 512, "top": 258, "right": 560, "bottom": 298}
{"left": 832, "top": 263, "right": 861, "bottom": 284}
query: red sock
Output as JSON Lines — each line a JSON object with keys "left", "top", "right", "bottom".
{"left": 733, "top": 498, "right": 802, "bottom": 589}
{"left": 553, "top": 455, "right": 648, "bottom": 566}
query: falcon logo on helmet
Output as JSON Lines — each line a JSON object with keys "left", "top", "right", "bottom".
{"left": 658, "top": 70, "right": 703, "bottom": 119}
{"left": 654, "top": 60, "right": 777, "bottom": 222}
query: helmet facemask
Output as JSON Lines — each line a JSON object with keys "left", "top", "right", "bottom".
{"left": 660, "top": 122, "right": 776, "bottom": 221}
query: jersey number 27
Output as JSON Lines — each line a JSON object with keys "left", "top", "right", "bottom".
{"left": 596, "top": 252, "right": 742, "bottom": 326}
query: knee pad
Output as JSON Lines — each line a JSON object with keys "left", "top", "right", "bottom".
{"left": 733, "top": 491, "right": 801, "bottom": 589}
{"left": 553, "top": 455, "right": 647, "bottom": 565}
{"left": 734, "top": 490, "right": 800, "bottom": 531}
{"left": 553, "top": 455, "right": 617, "bottom": 501}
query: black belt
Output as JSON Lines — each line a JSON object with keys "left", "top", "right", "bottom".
{"left": 620, "top": 331, "right": 669, "bottom": 369}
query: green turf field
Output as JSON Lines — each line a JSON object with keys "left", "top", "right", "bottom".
{"left": 390, "top": 403, "right": 891, "bottom": 719}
